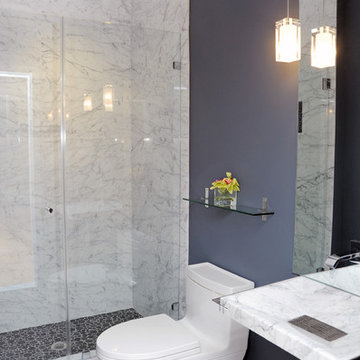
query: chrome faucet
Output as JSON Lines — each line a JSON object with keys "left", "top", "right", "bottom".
{"left": 325, "top": 251, "right": 360, "bottom": 270}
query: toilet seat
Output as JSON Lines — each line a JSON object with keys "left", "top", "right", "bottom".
{"left": 96, "top": 314, "right": 201, "bottom": 360}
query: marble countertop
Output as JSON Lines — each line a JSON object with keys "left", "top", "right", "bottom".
{"left": 221, "top": 276, "right": 360, "bottom": 360}
{"left": 305, "top": 264, "right": 360, "bottom": 298}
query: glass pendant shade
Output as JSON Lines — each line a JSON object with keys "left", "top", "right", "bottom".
{"left": 311, "top": 26, "right": 336, "bottom": 68}
{"left": 275, "top": 17, "right": 301, "bottom": 63}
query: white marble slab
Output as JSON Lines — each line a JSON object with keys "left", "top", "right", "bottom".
{"left": 306, "top": 265, "right": 360, "bottom": 298}
{"left": 221, "top": 276, "right": 360, "bottom": 360}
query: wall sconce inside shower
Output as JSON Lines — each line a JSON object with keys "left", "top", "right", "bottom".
{"left": 103, "top": 84, "right": 113, "bottom": 112}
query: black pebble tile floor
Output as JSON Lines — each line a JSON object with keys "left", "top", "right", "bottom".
{"left": 0, "top": 308, "right": 142, "bottom": 360}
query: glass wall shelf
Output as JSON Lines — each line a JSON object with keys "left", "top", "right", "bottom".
{"left": 183, "top": 198, "right": 275, "bottom": 217}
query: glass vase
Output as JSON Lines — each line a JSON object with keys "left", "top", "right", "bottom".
{"left": 214, "top": 188, "right": 237, "bottom": 209}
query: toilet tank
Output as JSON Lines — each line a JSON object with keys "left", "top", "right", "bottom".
{"left": 183, "top": 263, "right": 254, "bottom": 348}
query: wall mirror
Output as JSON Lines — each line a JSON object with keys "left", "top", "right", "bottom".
{"left": 293, "top": 0, "right": 337, "bottom": 275}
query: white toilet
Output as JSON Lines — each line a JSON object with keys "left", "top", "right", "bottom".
{"left": 96, "top": 262, "right": 254, "bottom": 360}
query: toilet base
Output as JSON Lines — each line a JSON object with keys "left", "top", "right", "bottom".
{"left": 96, "top": 351, "right": 246, "bottom": 360}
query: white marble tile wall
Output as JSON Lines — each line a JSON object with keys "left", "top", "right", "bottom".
{"left": 0, "top": 0, "right": 189, "bottom": 332}
{"left": 0, "top": 77, "right": 34, "bottom": 289}
{"left": 0, "top": 10, "right": 67, "bottom": 332}
{"left": 0, "top": 0, "right": 189, "bottom": 33}
{"left": 0, "top": 0, "right": 132, "bottom": 25}
{"left": 293, "top": 0, "right": 336, "bottom": 275}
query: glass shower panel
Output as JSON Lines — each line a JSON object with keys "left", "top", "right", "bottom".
{"left": 131, "top": 26, "right": 182, "bottom": 319}
{"left": 0, "top": 10, "right": 69, "bottom": 360}
{"left": 63, "top": 18, "right": 181, "bottom": 353}
{"left": 63, "top": 19, "right": 135, "bottom": 323}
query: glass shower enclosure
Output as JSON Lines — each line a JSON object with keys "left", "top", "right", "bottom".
{"left": 0, "top": 9, "right": 182, "bottom": 360}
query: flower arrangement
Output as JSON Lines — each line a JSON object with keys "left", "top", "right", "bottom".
{"left": 210, "top": 172, "right": 240, "bottom": 194}
{"left": 210, "top": 172, "right": 240, "bottom": 209}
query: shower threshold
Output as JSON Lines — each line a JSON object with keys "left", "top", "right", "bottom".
{"left": 57, "top": 350, "right": 98, "bottom": 360}
{"left": 0, "top": 308, "right": 141, "bottom": 360}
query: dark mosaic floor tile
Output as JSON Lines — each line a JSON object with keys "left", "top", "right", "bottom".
{"left": 70, "top": 309, "right": 142, "bottom": 354}
{"left": 0, "top": 308, "right": 142, "bottom": 360}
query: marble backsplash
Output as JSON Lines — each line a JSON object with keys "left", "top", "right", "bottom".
{"left": 0, "top": 0, "right": 189, "bottom": 333}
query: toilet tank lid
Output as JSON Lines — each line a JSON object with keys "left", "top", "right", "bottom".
{"left": 186, "top": 263, "right": 254, "bottom": 295}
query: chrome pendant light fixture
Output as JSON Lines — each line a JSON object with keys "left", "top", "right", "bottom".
{"left": 275, "top": 0, "right": 301, "bottom": 63}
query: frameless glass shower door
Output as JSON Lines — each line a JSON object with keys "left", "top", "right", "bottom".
{"left": 63, "top": 17, "right": 182, "bottom": 339}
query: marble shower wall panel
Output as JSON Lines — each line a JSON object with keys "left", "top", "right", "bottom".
{"left": 0, "top": 0, "right": 132, "bottom": 25}
{"left": 131, "top": 0, "right": 189, "bottom": 33}
{"left": 293, "top": 0, "right": 336, "bottom": 275}
{"left": 0, "top": 10, "right": 68, "bottom": 333}
{"left": 64, "top": 19, "right": 133, "bottom": 319}
{"left": 131, "top": 27, "right": 182, "bottom": 318}
{"left": 0, "top": 0, "right": 189, "bottom": 329}
{"left": 0, "top": 0, "right": 189, "bottom": 32}
{"left": 0, "top": 77, "right": 34, "bottom": 289}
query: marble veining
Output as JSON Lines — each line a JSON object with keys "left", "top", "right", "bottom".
{"left": 0, "top": 1, "right": 188, "bottom": 33}
{"left": 293, "top": 0, "right": 337, "bottom": 275}
{"left": 221, "top": 275, "right": 360, "bottom": 360}
{"left": 0, "top": 10, "right": 66, "bottom": 333}
{"left": 131, "top": 26, "right": 182, "bottom": 319}
{"left": 0, "top": 0, "right": 189, "bottom": 337}
{"left": 64, "top": 17, "right": 134, "bottom": 321}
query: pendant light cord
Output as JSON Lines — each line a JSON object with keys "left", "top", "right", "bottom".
{"left": 287, "top": 0, "right": 290, "bottom": 18}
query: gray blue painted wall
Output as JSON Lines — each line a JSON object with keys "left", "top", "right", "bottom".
{"left": 189, "top": 0, "right": 299, "bottom": 358}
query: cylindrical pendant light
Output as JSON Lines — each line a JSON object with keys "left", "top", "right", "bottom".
{"left": 311, "top": 26, "right": 336, "bottom": 68}
{"left": 275, "top": 0, "right": 301, "bottom": 63}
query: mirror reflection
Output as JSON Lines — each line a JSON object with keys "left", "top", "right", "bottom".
{"left": 293, "top": 0, "right": 337, "bottom": 276}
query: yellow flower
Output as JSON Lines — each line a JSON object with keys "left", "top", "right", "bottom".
{"left": 210, "top": 171, "right": 240, "bottom": 194}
